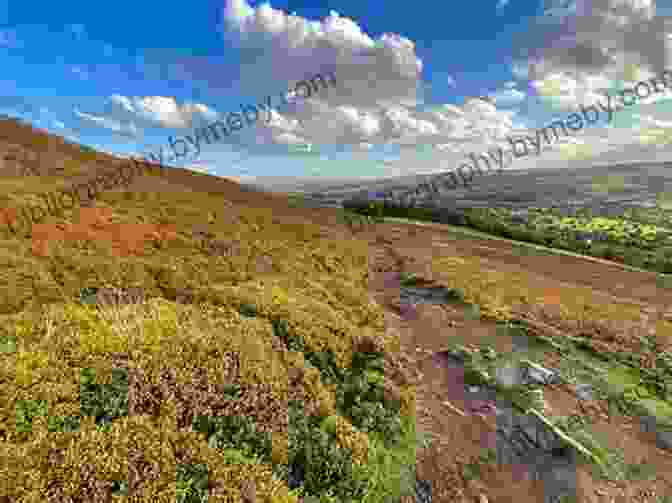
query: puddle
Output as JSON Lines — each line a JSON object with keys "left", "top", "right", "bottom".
{"left": 400, "top": 285, "right": 456, "bottom": 305}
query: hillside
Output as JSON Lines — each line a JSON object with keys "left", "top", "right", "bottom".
{"left": 0, "top": 117, "right": 419, "bottom": 503}
{"left": 1, "top": 118, "right": 672, "bottom": 502}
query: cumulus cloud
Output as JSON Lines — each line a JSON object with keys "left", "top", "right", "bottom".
{"left": 206, "top": 0, "right": 527, "bottom": 166}
{"left": 513, "top": 0, "right": 670, "bottom": 86}
{"left": 69, "top": 0, "right": 672, "bottom": 179}
{"left": 480, "top": 0, "right": 672, "bottom": 165}
{"left": 103, "top": 94, "right": 219, "bottom": 129}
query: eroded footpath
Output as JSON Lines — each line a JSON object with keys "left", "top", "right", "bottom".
{"left": 365, "top": 222, "right": 672, "bottom": 503}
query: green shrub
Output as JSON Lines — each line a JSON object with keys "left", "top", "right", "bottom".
{"left": 175, "top": 463, "right": 210, "bottom": 503}
{"left": 271, "top": 316, "right": 405, "bottom": 449}
{"left": 191, "top": 414, "right": 273, "bottom": 463}
{"left": 398, "top": 272, "right": 419, "bottom": 287}
{"left": 445, "top": 287, "right": 465, "bottom": 303}
{"left": 15, "top": 399, "right": 49, "bottom": 433}
{"left": 79, "top": 367, "right": 129, "bottom": 428}
{"left": 285, "top": 400, "right": 369, "bottom": 500}
{"left": 238, "top": 303, "right": 258, "bottom": 317}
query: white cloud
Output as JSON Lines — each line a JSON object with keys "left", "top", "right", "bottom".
{"left": 74, "top": 108, "right": 139, "bottom": 139}
{"left": 74, "top": 0, "right": 672, "bottom": 180}
{"left": 104, "top": 94, "right": 219, "bottom": 129}
{"left": 514, "top": 0, "right": 669, "bottom": 86}
{"left": 212, "top": 0, "right": 530, "bottom": 167}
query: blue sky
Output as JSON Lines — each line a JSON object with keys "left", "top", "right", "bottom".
{"left": 4, "top": 0, "right": 672, "bottom": 183}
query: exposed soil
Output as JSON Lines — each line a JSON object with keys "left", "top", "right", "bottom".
{"left": 377, "top": 219, "right": 670, "bottom": 310}
{"left": 363, "top": 220, "right": 672, "bottom": 503}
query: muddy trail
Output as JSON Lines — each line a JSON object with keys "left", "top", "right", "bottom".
{"left": 377, "top": 218, "right": 670, "bottom": 310}
{"left": 364, "top": 224, "right": 672, "bottom": 503}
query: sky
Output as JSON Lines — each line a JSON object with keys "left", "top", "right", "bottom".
{"left": 4, "top": 0, "right": 672, "bottom": 183}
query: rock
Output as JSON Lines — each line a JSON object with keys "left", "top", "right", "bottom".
{"left": 573, "top": 383, "right": 595, "bottom": 401}
{"left": 510, "top": 334, "right": 530, "bottom": 353}
{"left": 494, "top": 364, "right": 523, "bottom": 388}
{"left": 655, "top": 427, "right": 672, "bottom": 450}
{"left": 522, "top": 362, "right": 561, "bottom": 386}
{"left": 640, "top": 414, "right": 672, "bottom": 451}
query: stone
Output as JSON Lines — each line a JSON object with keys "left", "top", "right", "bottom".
{"left": 655, "top": 427, "right": 672, "bottom": 450}
{"left": 522, "top": 362, "right": 560, "bottom": 386}
{"left": 641, "top": 414, "right": 672, "bottom": 450}
{"left": 495, "top": 364, "right": 523, "bottom": 388}
{"left": 510, "top": 334, "right": 530, "bottom": 352}
{"left": 573, "top": 383, "right": 594, "bottom": 401}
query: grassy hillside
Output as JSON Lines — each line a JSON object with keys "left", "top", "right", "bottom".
{"left": 0, "top": 118, "right": 418, "bottom": 503}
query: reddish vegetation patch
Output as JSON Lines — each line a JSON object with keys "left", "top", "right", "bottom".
{"left": 27, "top": 207, "right": 179, "bottom": 257}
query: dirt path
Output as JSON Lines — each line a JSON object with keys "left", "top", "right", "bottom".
{"left": 376, "top": 218, "right": 671, "bottom": 310}
{"left": 364, "top": 223, "right": 672, "bottom": 503}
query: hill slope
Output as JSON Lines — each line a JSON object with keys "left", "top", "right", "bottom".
{"left": 3, "top": 118, "right": 672, "bottom": 502}
{"left": 0, "top": 117, "right": 419, "bottom": 503}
